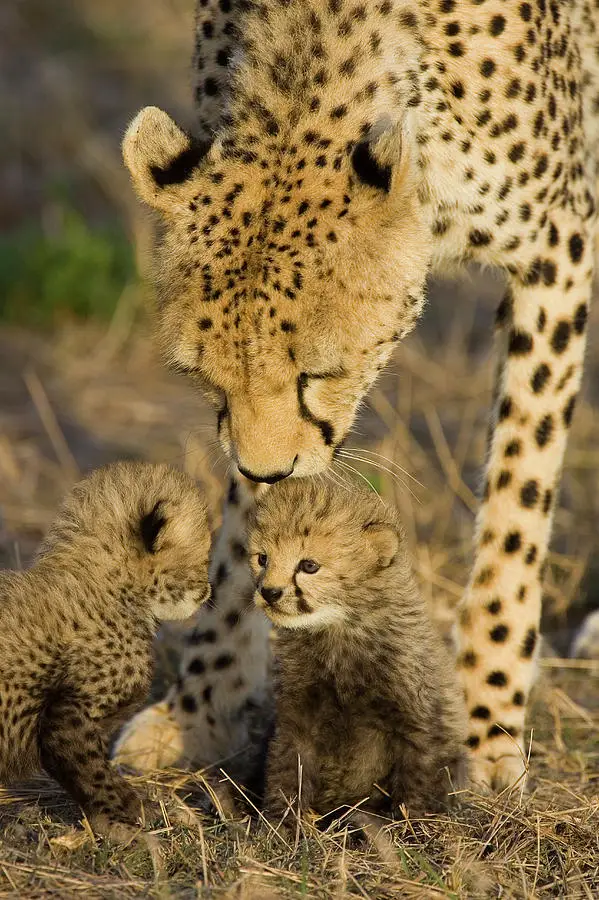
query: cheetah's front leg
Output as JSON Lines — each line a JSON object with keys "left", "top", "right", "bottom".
{"left": 457, "top": 231, "right": 594, "bottom": 790}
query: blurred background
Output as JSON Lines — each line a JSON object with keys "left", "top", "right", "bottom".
{"left": 1, "top": 0, "right": 598, "bottom": 653}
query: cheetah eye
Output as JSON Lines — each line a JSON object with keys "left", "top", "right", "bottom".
{"left": 257, "top": 552, "right": 268, "bottom": 568}
{"left": 298, "top": 559, "right": 320, "bottom": 574}
{"left": 351, "top": 141, "right": 392, "bottom": 193}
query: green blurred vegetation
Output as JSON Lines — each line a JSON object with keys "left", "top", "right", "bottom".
{"left": 0, "top": 204, "right": 135, "bottom": 327}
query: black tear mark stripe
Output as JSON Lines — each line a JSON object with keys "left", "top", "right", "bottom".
{"left": 150, "top": 138, "right": 210, "bottom": 187}
{"left": 297, "top": 373, "right": 335, "bottom": 446}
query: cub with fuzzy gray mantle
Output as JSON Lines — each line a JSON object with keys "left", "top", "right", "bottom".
{"left": 0, "top": 462, "right": 211, "bottom": 837}
{"left": 249, "top": 478, "right": 468, "bottom": 821}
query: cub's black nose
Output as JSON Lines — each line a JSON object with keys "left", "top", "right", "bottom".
{"left": 261, "top": 586, "right": 283, "bottom": 605}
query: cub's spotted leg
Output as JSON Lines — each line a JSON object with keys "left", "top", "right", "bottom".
{"left": 39, "top": 694, "right": 148, "bottom": 833}
{"left": 457, "top": 231, "right": 594, "bottom": 790}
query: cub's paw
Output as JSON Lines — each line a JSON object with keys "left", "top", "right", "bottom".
{"left": 112, "top": 700, "right": 184, "bottom": 772}
{"left": 570, "top": 609, "right": 599, "bottom": 660}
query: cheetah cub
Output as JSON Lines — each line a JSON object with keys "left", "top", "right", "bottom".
{"left": 249, "top": 479, "right": 468, "bottom": 821}
{"left": 0, "top": 462, "right": 210, "bottom": 835}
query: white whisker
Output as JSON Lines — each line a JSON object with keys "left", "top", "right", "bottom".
{"left": 343, "top": 446, "right": 425, "bottom": 489}
{"left": 338, "top": 451, "right": 421, "bottom": 504}
{"left": 334, "top": 459, "right": 383, "bottom": 503}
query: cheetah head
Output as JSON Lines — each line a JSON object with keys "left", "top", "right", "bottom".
{"left": 248, "top": 477, "right": 402, "bottom": 630}
{"left": 40, "top": 462, "right": 212, "bottom": 622}
{"left": 123, "top": 106, "right": 430, "bottom": 481}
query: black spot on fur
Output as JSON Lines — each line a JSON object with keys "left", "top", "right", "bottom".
{"left": 573, "top": 303, "right": 588, "bottom": 334}
{"left": 188, "top": 657, "right": 206, "bottom": 675}
{"left": 490, "top": 624, "right": 509, "bottom": 642}
{"left": 505, "top": 440, "right": 521, "bottom": 457}
{"left": 535, "top": 415, "right": 553, "bottom": 448}
{"left": 551, "top": 321, "right": 571, "bottom": 354}
{"left": 140, "top": 502, "right": 167, "bottom": 554}
{"left": 525, "top": 545, "right": 538, "bottom": 565}
{"left": 488, "top": 723, "right": 517, "bottom": 738}
{"left": 225, "top": 610, "right": 241, "bottom": 628}
{"left": 469, "top": 229, "right": 492, "bottom": 247}
{"left": 531, "top": 363, "right": 550, "bottom": 393}
{"left": 563, "top": 395, "right": 577, "bottom": 427}
{"left": 487, "top": 671, "right": 507, "bottom": 687}
{"left": 214, "top": 653, "right": 234, "bottom": 670}
{"left": 508, "top": 329, "right": 533, "bottom": 354}
{"left": 521, "top": 628, "right": 537, "bottom": 658}
{"left": 497, "top": 470, "right": 512, "bottom": 489}
{"left": 215, "top": 563, "right": 229, "bottom": 586}
{"left": 568, "top": 233, "right": 584, "bottom": 263}
{"left": 498, "top": 397, "right": 512, "bottom": 420}
{"left": 181, "top": 694, "right": 198, "bottom": 714}
{"left": 503, "top": 532, "right": 521, "bottom": 554}
{"left": 471, "top": 705, "right": 491, "bottom": 719}
{"left": 520, "top": 481, "right": 539, "bottom": 508}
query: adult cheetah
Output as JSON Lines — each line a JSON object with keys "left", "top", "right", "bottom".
{"left": 118, "top": 0, "right": 599, "bottom": 790}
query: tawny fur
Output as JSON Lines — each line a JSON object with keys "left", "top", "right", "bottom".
{"left": 248, "top": 479, "right": 468, "bottom": 818}
{"left": 0, "top": 462, "right": 210, "bottom": 833}
{"left": 120, "top": 0, "right": 599, "bottom": 789}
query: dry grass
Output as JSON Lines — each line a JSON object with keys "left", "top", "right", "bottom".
{"left": 1, "top": 275, "right": 599, "bottom": 898}
{"left": 0, "top": 667, "right": 598, "bottom": 899}
{"left": 2, "top": 2, "right": 599, "bottom": 895}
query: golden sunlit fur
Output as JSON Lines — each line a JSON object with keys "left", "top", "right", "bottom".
{"left": 0, "top": 462, "right": 211, "bottom": 834}
{"left": 120, "top": 0, "right": 599, "bottom": 789}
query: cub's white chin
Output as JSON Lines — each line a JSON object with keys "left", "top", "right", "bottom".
{"left": 156, "top": 588, "right": 209, "bottom": 623}
{"left": 267, "top": 606, "right": 344, "bottom": 631}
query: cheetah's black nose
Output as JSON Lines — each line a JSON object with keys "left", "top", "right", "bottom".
{"left": 238, "top": 458, "right": 296, "bottom": 484}
{"left": 261, "top": 586, "right": 283, "bottom": 605}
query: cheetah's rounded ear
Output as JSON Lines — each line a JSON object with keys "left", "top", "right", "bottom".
{"left": 122, "top": 107, "right": 209, "bottom": 213}
{"left": 351, "top": 119, "right": 407, "bottom": 195}
{"left": 363, "top": 521, "right": 400, "bottom": 569}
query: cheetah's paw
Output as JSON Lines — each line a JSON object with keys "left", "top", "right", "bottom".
{"left": 469, "top": 741, "right": 528, "bottom": 794}
{"left": 112, "top": 700, "right": 184, "bottom": 772}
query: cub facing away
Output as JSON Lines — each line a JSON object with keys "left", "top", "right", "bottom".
{"left": 248, "top": 479, "right": 468, "bottom": 820}
{"left": 0, "top": 462, "right": 211, "bottom": 834}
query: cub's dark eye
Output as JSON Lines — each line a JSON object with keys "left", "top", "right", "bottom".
{"left": 257, "top": 552, "right": 268, "bottom": 568}
{"left": 298, "top": 559, "right": 320, "bottom": 574}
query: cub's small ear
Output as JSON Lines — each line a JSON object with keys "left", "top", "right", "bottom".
{"left": 122, "top": 106, "right": 209, "bottom": 213}
{"left": 363, "top": 521, "right": 399, "bottom": 569}
{"left": 140, "top": 501, "right": 167, "bottom": 554}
